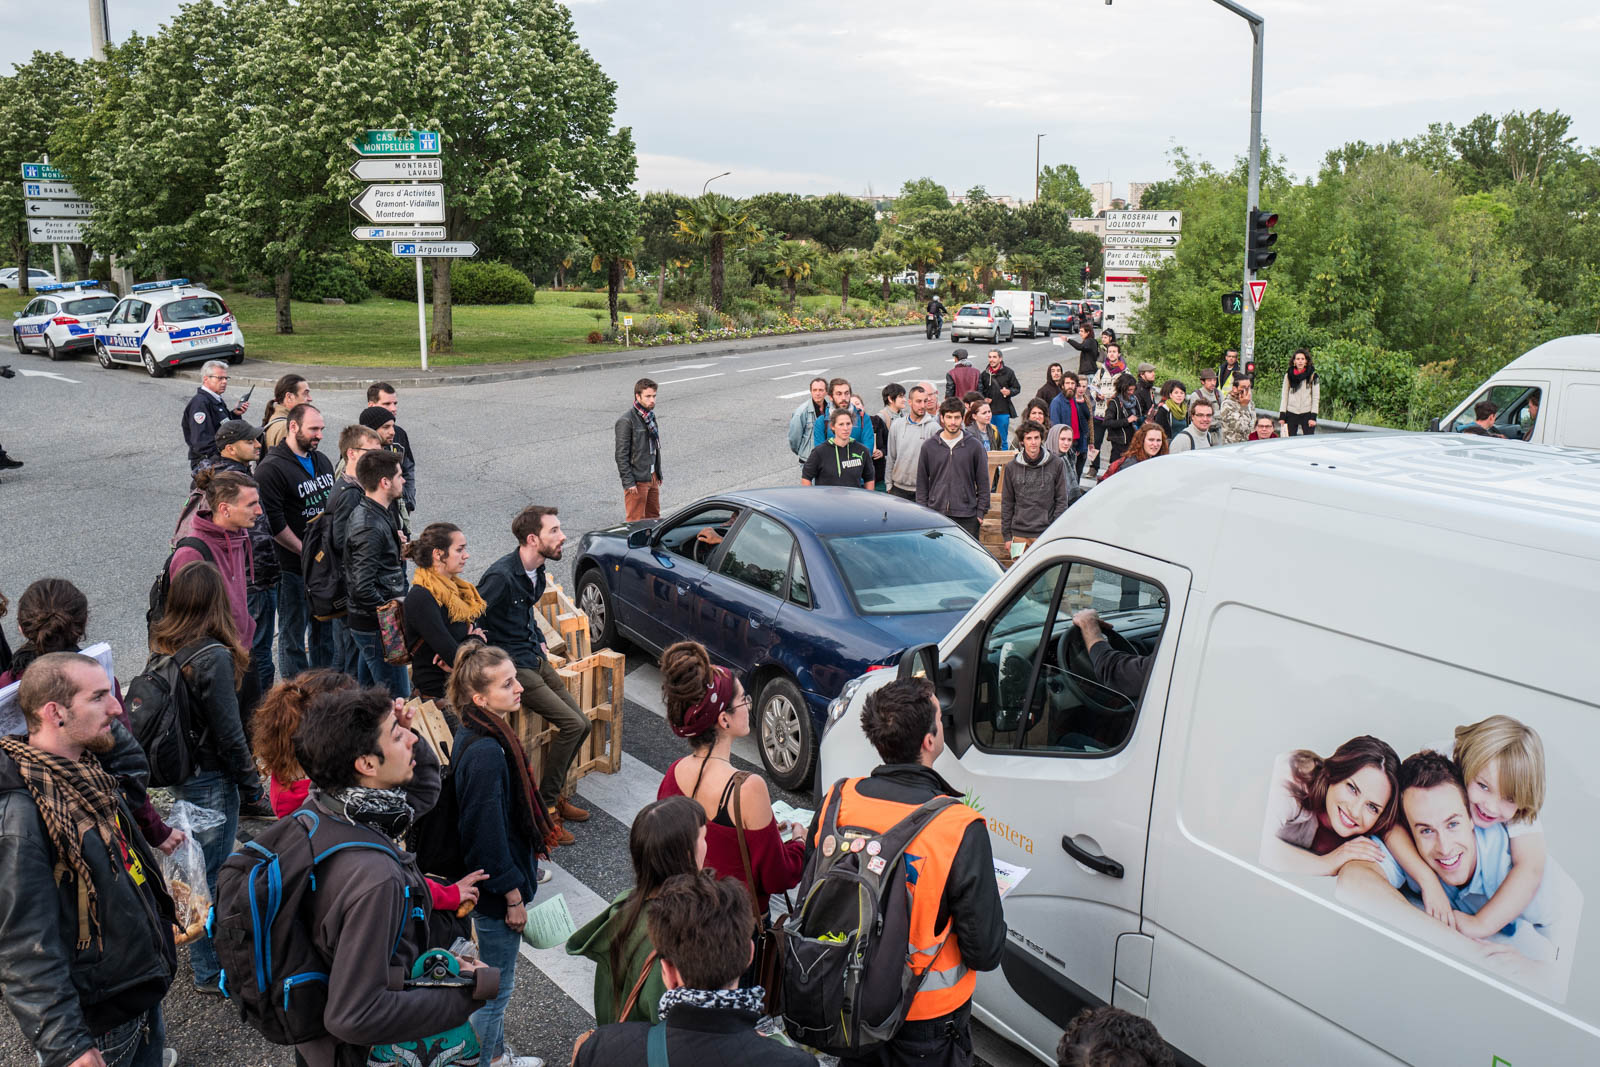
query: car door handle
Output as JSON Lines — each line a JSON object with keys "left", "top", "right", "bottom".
{"left": 676, "top": 583, "right": 690, "bottom": 596}
{"left": 750, "top": 612, "right": 766, "bottom": 629}
{"left": 1061, "top": 835, "right": 1124, "bottom": 879}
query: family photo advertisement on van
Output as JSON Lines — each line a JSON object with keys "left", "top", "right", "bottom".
{"left": 1260, "top": 715, "right": 1583, "bottom": 1003}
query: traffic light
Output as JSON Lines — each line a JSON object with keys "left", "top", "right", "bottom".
{"left": 1081, "top": 263, "right": 1090, "bottom": 282}
{"left": 1247, "top": 209, "right": 1278, "bottom": 271}
{"left": 1220, "top": 291, "right": 1244, "bottom": 314}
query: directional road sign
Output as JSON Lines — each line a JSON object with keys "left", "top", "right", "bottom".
{"left": 1248, "top": 279, "right": 1267, "bottom": 310}
{"left": 22, "top": 180, "right": 80, "bottom": 200}
{"left": 21, "top": 162, "right": 66, "bottom": 181}
{"left": 1103, "top": 248, "right": 1175, "bottom": 272}
{"left": 28, "top": 219, "right": 87, "bottom": 243}
{"left": 1104, "top": 210, "right": 1183, "bottom": 233}
{"left": 349, "top": 158, "right": 444, "bottom": 182}
{"left": 350, "top": 129, "right": 442, "bottom": 157}
{"left": 1102, "top": 231, "right": 1180, "bottom": 249}
{"left": 390, "top": 241, "right": 478, "bottom": 258}
{"left": 25, "top": 199, "right": 92, "bottom": 219}
{"left": 353, "top": 225, "right": 448, "bottom": 242}
{"left": 350, "top": 183, "right": 445, "bottom": 224}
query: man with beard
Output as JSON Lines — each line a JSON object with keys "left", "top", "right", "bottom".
{"left": 256, "top": 403, "right": 337, "bottom": 675}
{"left": 616, "top": 379, "right": 662, "bottom": 521}
{"left": 366, "top": 382, "right": 419, "bottom": 512}
{"left": 478, "top": 506, "right": 590, "bottom": 849}
{"left": 0, "top": 653, "right": 178, "bottom": 1067}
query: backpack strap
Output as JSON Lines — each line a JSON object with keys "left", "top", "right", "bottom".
{"left": 646, "top": 1022, "right": 671, "bottom": 1067}
{"left": 728, "top": 771, "right": 762, "bottom": 918}
{"left": 618, "top": 949, "right": 660, "bottom": 1022}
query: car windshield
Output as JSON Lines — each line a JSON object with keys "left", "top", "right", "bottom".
{"left": 825, "top": 529, "right": 1002, "bottom": 615}
{"left": 957, "top": 305, "right": 989, "bottom": 317}
{"left": 164, "top": 296, "right": 226, "bottom": 322}
{"left": 64, "top": 297, "right": 117, "bottom": 316}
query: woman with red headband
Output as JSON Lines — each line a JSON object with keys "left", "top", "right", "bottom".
{"left": 655, "top": 641, "right": 806, "bottom": 912}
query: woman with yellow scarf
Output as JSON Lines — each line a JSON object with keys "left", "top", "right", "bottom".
{"left": 403, "top": 522, "right": 489, "bottom": 703}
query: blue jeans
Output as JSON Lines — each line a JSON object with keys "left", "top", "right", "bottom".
{"left": 350, "top": 627, "right": 411, "bottom": 699}
{"left": 172, "top": 770, "right": 240, "bottom": 987}
{"left": 248, "top": 585, "right": 278, "bottom": 696}
{"left": 993, "top": 413, "right": 1011, "bottom": 449}
{"left": 88, "top": 1004, "right": 165, "bottom": 1067}
{"left": 471, "top": 915, "right": 523, "bottom": 1061}
{"left": 277, "top": 570, "right": 334, "bottom": 679}
{"left": 330, "top": 616, "right": 361, "bottom": 678}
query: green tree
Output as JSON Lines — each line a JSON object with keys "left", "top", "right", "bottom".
{"left": 1037, "top": 163, "right": 1093, "bottom": 216}
{"left": 897, "top": 177, "right": 950, "bottom": 216}
{"left": 899, "top": 234, "right": 943, "bottom": 301}
{"left": 829, "top": 248, "right": 862, "bottom": 311}
{"left": 865, "top": 245, "right": 902, "bottom": 302}
{"left": 1007, "top": 251, "right": 1041, "bottom": 290}
{"left": 963, "top": 185, "right": 989, "bottom": 204}
{"left": 773, "top": 239, "right": 818, "bottom": 309}
{"left": 0, "top": 52, "right": 85, "bottom": 294}
{"left": 586, "top": 186, "right": 641, "bottom": 330}
{"left": 809, "top": 193, "right": 878, "bottom": 252}
{"left": 965, "top": 244, "right": 1000, "bottom": 294}
{"left": 639, "top": 190, "right": 690, "bottom": 305}
{"left": 674, "top": 193, "right": 762, "bottom": 310}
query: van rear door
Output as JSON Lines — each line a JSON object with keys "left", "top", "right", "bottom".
{"left": 930, "top": 539, "right": 1191, "bottom": 1059}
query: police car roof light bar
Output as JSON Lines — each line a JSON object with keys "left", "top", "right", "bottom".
{"left": 35, "top": 280, "right": 102, "bottom": 293}
{"left": 131, "top": 278, "right": 190, "bottom": 293}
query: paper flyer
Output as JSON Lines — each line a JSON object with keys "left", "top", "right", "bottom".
{"left": 771, "top": 800, "right": 815, "bottom": 842}
{"left": 521, "top": 892, "right": 578, "bottom": 950}
{"left": 994, "top": 858, "right": 1031, "bottom": 899}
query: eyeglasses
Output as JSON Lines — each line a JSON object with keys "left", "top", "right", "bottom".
{"left": 731, "top": 694, "right": 753, "bottom": 714}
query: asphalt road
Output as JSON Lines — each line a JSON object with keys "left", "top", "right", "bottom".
{"left": 0, "top": 327, "right": 1063, "bottom": 1067}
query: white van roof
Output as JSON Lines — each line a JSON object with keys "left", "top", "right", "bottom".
{"left": 1052, "top": 433, "right": 1600, "bottom": 564}
{"left": 1498, "top": 333, "right": 1600, "bottom": 373}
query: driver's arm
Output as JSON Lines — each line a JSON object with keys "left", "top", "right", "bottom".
{"left": 1072, "top": 608, "right": 1151, "bottom": 702}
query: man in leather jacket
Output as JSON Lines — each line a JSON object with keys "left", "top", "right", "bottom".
{"left": 0, "top": 653, "right": 177, "bottom": 1067}
{"left": 342, "top": 450, "right": 410, "bottom": 698}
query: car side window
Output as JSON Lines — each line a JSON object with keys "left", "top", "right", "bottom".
{"left": 656, "top": 505, "right": 740, "bottom": 565}
{"left": 972, "top": 559, "right": 1166, "bottom": 756}
{"left": 787, "top": 545, "right": 811, "bottom": 608}
{"left": 717, "top": 513, "right": 795, "bottom": 599}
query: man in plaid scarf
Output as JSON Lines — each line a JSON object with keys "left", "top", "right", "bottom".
{"left": 0, "top": 652, "right": 177, "bottom": 1067}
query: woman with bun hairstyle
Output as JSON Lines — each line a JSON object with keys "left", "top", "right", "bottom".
{"left": 403, "top": 522, "right": 488, "bottom": 703}
{"left": 253, "top": 667, "right": 359, "bottom": 816}
{"left": 655, "top": 641, "right": 805, "bottom": 911}
{"left": 1260, "top": 735, "right": 1402, "bottom": 877}
{"left": 567, "top": 796, "right": 708, "bottom": 1025}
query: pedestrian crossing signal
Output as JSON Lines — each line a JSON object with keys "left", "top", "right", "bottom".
{"left": 1221, "top": 291, "right": 1244, "bottom": 314}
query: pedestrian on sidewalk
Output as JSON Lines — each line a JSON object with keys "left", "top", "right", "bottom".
{"left": 356, "top": 405, "right": 412, "bottom": 537}
{"left": 1219, "top": 348, "right": 1244, "bottom": 393}
{"left": 1279, "top": 348, "right": 1320, "bottom": 435}
{"left": 0, "top": 652, "right": 179, "bottom": 1067}
{"left": 171, "top": 467, "right": 261, "bottom": 714}
{"left": 342, "top": 449, "right": 411, "bottom": 698}
{"left": 256, "top": 402, "right": 336, "bottom": 675}
{"left": 1150, "top": 381, "right": 1189, "bottom": 439}
{"left": 1035, "top": 361, "right": 1067, "bottom": 405}
{"left": 404, "top": 522, "right": 488, "bottom": 704}
{"left": 149, "top": 560, "right": 270, "bottom": 994}
{"left": 787, "top": 377, "right": 829, "bottom": 466}
{"left": 810, "top": 377, "right": 874, "bottom": 453}
{"left": 916, "top": 398, "right": 990, "bottom": 538}
{"left": 803, "top": 409, "right": 874, "bottom": 489}
{"left": 1193, "top": 367, "right": 1222, "bottom": 412}
{"left": 1058, "top": 1006, "right": 1175, "bottom": 1067}
{"left": 261, "top": 373, "right": 311, "bottom": 449}
{"left": 945, "top": 349, "right": 980, "bottom": 400}
{"left": 963, "top": 396, "right": 1000, "bottom": 451}
{"left": 447, "top": 642, "right": 552, "bottom": 1067}
{"left": 1002, "top": 420, "right": 1069, "bottom": 554}
{"left": 1063, "top": 323, "right": 1100, "bottom": 378}
{"left": 1103, "top": 424, "right": 1170, "bottom": 479}
{"left": 1016, "top": 398, "right": 1051, "bottom": 448}
{"left": 1218, "top": 376, "right": 1256, "bottom": 445}
{"left": 979, "top": 349, "right": 1020, "bottom": 446}
{"left": 182, "top": 359, "right": 250, "bottom": 470}
{"left": 368, "top": 382, "right": 419, "bottom": 511}
{"left": 616, "top": 378, "right": 662, "bottom": 521}
{"left": 253, "top": 667, "right": 358, "bottom": 816}
{"left": 885, "top": 384, "right": 940, "bottom": 501}
{"left": 1169, "top": 399, "right": 1218, "bottom": 452}
{"left": 871, "top": 383, "right": 906, "bottom": 491}
{"left": 567, "top": 795, "right": 708, "bottom": 1025}
{"left": 477, "top": 505, "right": 591, "bottom": 845}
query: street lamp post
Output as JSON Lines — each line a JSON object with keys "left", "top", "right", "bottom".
{"left": 1209, "top": 0, "right": 1266, "bottom": 369}
{"left": 702, "top": 171, "right": 731, "bottom": 196}
{"left": 1035, "top": 133, "right": 1047, "bottom": 202}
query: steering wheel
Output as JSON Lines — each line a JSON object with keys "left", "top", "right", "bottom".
{"left": 1056, "top": 620, "right": 1140, "bottom": 715}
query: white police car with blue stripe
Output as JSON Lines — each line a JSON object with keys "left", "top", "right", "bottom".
{"left": 11, "top": 280, "right": 119, "bottom": 361}
{"left": 93, "top": 279, "right": 245, "bottom": 377}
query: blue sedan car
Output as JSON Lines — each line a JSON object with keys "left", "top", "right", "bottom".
{"left": 572, "top": 487, "right": 1003, "bottom": 789}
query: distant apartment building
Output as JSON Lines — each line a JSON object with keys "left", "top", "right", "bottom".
{"left": 1090, "top": 181, "right": 1114, "bottom": 215}
{"left": 1070, "top": 217, "right": 1107, "bottom": 241}
{"left": 1128, "top": 182, "right": 1151, "bottom": 210}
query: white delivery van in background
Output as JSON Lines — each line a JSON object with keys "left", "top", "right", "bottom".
{"left": 818, "top": 433, "right": 1600, "bottom": 1065}
{"left": 991, "top": 290, "right": 1051, "bottom": 338}
{"left": 1431, "top": 333, "right": 1600, "bottom": 448}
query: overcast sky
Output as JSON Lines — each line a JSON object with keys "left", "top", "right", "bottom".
{"left": 5, "top": 0, "right": 1595, "bottom": 200}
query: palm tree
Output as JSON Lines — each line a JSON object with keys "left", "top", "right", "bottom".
{"left": 900, "top": 235, "right": 944, "bottom": 302}
{"left": 1007, "top": 251, "right": 1042, "bottom": 290}
{"left": 674, "top": 194, "right": 763, "bottom": 311}
{"left": 830, "top": 249, "right": 863, "bottom": 311}
{"left": 966, "top": 244, "right": 1001, "bottom": 295}
{"left": 946, "top": 261, "right": 973, "bottom": 298}
{"left": 590, "top": 245, "right": 638, "bottom": 330}
{"left": 865, "top": 247, "right": 902, "bottom": 302}
{"left": 774, "top": 240, "right": 818, "bottom": 309}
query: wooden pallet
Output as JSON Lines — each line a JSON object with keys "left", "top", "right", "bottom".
{"left": 536, "top": 585, "right": 592, "bottom": 660}
{"left": 517, "top": 649, "right": 626, "bottom": 791}
{"left": 405, "top": 697, "right": 460, "bottom": 762}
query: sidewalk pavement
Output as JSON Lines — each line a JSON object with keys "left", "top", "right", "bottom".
{"left": 176, "top": 324, "right": 922, "bottom": 390}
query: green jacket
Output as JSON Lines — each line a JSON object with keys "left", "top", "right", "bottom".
{"left": 567, "top": 890, "right": 665, "bottom": 1025}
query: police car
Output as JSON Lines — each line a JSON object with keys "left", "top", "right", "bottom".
{"left": 94, "top": 278, "right": 245, "bottom": 377}
{"left": 11, "top": 281, "right": 119, "bottom": 361}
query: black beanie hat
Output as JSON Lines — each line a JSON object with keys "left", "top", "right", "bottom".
{"left": 359, "top": 405, "right": 395, "bottom": 430}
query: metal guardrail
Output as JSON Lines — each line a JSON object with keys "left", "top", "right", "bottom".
{"left": 1257, "top": 408, "right": 1388, "bottom": 434}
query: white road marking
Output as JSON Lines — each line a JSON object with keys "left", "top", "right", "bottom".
{"left": 777, "top": 390, "right": 809, "bottom": 399}
{"left": 515, "top": 856, "right": 610, "bottom": 1017}
{"left": 894, "top": 342, "right": 921, "bottom": 349}
{"left": 1001, "top": 347, "right": 1018, "bottom": 352}
{"left": 1031, "top": 339, "right": 1050, "bottom": 345}
{"left": 660, "top": 363, "right": 712, "bottom": 370}
{"left": 772, "top": 368, "right": 823, "bottom": 379}
{"left": 801, "top": 353, "right": 836, "bottom": 362}
{"left": 15, "top": 368, "right": 80, "bottom": 383}
{"left": 855, "top": 348, "right": 885, "bottom": 354}
{"left": 877, "top": 366, "right": 920, "bottom": 376}
{"left": 738, "top": 362, "right": 790, "bottom": 372}
{"left": 654, "top": 372, "right": 723, "bottom": 385}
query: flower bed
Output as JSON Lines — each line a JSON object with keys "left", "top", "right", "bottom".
{"left": 595, "top": 304, "right": 923, "bottom": 346}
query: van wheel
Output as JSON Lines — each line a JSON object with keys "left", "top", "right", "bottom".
{"left": 141, "top": 347, "right": 167, "bottom": 378}
{"left": 95, "top": 342, "right": 113, "bottom": 369}
{"left": 758, "top": 676, "right": 815, "bottom": 792}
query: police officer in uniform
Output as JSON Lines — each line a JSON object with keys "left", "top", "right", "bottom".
{"left": 183, "top": 359, "right": 249, "bottom": 470}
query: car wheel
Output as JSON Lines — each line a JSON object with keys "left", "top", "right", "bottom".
{"left": 46, "top": 336, "right": 65, "bottom": 361}
{"left": 12, "top": 331, "right": 25, "bottom": 354}
{"left": 141, "top": 347, "right": 166, "bottom": 378}
{"left": 95, "top": 342, "right": 113, "bottom": 369}
{"left": 758, "top": 675, "right": 815, "bottom": 792}
{"left": 228, "top": 349, "right": 244, "bottom": 366}
{"left": 576, "top": 569, "right": 623, "bottom": 651}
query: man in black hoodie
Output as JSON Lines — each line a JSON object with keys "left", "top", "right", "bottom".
{"left": 255, "top": 403, "right": 337, "bottom": 676}
{"left": 342, "top": 450, "right": 411, "bottom": 698}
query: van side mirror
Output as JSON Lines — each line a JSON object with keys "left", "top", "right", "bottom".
{"left": 626, "top": 527, "right": 652, "bottom": 549}
{"left": 1427, "top": 417, "right": 1441, "bottom": 433}
{"left": 898, "top": 643, "right": 938, "bottom": 682}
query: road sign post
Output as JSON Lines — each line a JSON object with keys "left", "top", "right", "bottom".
{"left": 27, "top": 219, "right": 87, "bottom": 243}
{"left": 349, "top": 158, "right": 444, "bottom": 182}
{"left": 349, "top": 130, "right": 442, "bottom": 156}
{"left": 352, "top": 225, "right": 447, "bottom": 241}
{"left": 350, "top": 183, "right": 445, "bottom": 224}
{"left": 416, "top": 256, "right": 427, "bottom": 372}
{"left": 1103, "top": 210, "right": 1183, "bottom": 233}
{"left": 1102, "top": 232, "right": 1181, "bottom": 249}
{"left": 388, "top": 241, "right": 478, "bottom": 258}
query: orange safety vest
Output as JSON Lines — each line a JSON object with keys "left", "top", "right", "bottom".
{"left": 819, "top": 777, "right": 985, "bottom": 1020}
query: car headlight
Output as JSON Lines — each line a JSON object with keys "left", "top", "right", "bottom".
{"left": 826, "top": 674, "right": 871, "bottom": 727}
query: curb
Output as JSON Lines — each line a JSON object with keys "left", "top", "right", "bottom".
{"left": 174, "top": 325, "right": 923, "bottom": 390}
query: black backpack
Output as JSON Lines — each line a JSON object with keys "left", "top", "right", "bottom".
{"left": 211, "top": 807, "right": 426, "bottom": 1045}
{"left": 783, "top": 782, "right": 959, "bottom": 1057}
{"left": 300, "top": 502, "right": 348, "bottom": 622}
{"left": 406, "top": 733, "right": 483, "bottom": 884}
{"left": 124, "top": 640, "right": 221, "bottom": 788}
{"left": 147, "top": 537, "right": 215, "bottom": 631}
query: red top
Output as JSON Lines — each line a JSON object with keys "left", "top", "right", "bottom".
{"left": 270, "top": 773, "right": 459, "bottom": 911}
{"left": 658, "top": 757, "right": 805, "bottom": 899}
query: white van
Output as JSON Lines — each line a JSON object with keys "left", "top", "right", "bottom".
{"left": 818, "top": 433, "right": 1600, "bottom": 1065}
{"left": 1432, "top": 333, "right": 1600, "bottom": 448}
{"left": 991, "top": 290, "right": 1051, "bottom": 338}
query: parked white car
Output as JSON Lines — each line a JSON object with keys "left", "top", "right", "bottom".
{"left": 94, "top": 279, "right": 244, "bottom": 377}
{"left": 10, "top": 281, "right": 118, "bottom": 360}
{"left": 951, "top": 303, "right": 1013, "bottom": 345}
{"left": 0, "top": 267, "right": 58, "bottom": 289}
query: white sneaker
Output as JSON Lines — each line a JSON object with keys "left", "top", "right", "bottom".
{"left": 162, "top": 1051, "right": 178, "bottom": 1067}
{"left": 491, "top": 1056, "right": 544, "bottom": 1067}
{"left": 535, "top": 867, "right": 553, "bottom": 885}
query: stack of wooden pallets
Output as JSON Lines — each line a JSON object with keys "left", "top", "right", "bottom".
{"left": 978, "top": 448, "right": 1018, "bottom": 567}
